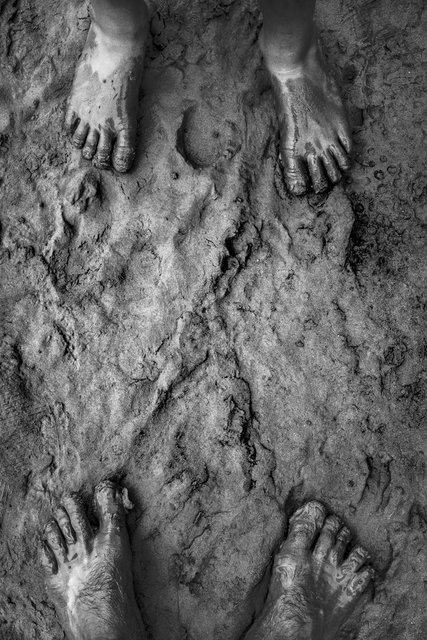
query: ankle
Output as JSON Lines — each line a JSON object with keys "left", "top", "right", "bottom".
{"left": 259, "top": 27, "right": 319, "bottom": 76}
{"left": 89, "top": 19, "right": 147, "bottom": 58}
{"left": 90, "top": 4, "right": 148, "bottom": 43}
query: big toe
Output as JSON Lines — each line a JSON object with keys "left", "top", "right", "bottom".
{"left": 284, "top": 500, "right": 327, "bottom": 551}
{"left": 82, "top": 128, "right": 100, "bottom": 161}
{"left": 281, "top": 152, "right": 309, "bottom": 196}
{"left": 112, "top": 132, "right": 136, "bottom": 173}
{"left": 94, "top": 480, "right": 126, "bottom": 536}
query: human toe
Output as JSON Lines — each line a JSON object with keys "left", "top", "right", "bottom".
{"left": 285, "top": 500, "right": 327, "bottom": 550}
{"left": 345, "top": 566, "right": 375, "bottom": 598}
{"left": 82, "top": 128, "right": 100, "bottom": 160}
{"left": 330, "top": 526, "right": 352, "bottom": 565}
{"left": 340, "top": 545, "right": 370, "bottom": 575}
{"left": 63, "top": 493, "right": 93, "bottom": 551}
{"left": 72, "top": 120, "right": 89, "bottom": 149}
{"left": 94, "top": 128, "right": 114, "bottom": 169}
{"left": 55, "top": 506, "right": 76, "bottom": 546}
{"left": 112, "top": 132, "right": 136, "bottom": 173}
{"left": 94, "top": 480, "right": 126, "bottom": 534}
{"left": 313, "top": 514, "right": 342, "bottom": 562}
{"left": 282, "top": 152, "right": 309, "bottom": 196}
{"left": 338, "top": 127, "right": 353, "bottom": 156}
{"left": 307, "top": 153, "right": 328, "bottom": 193}
{"left": 44, "top": 520, "right": 68, "bottom": 563}
{"left": 329, "top": 140, "right": 351, "bottom": 172}
{"left": 321, "top": 151, "right": 342, "bottom": 184}
{"left": 64, "top": 107, "right": 78, "bottom": 135}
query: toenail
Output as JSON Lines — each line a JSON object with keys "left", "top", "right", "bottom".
{"left": 293, "top": 521, "right": 315, "bottom": 535}
{"left": 96, "top": 480, "right": 117, "bottom": 494}
{"left": 114, "top": 162, "right": 129, "bottom": 173}
{"left": 45, "top": 520, "right": 57, "bottom": 534}
{"left": 291, "top": 502, "right": 326, "bottom": 530}
{"left": 293, "top": 501, "right": 322, "bottom": 519}
{"left": 305, "top": 500, "right": 326, "bottom": 515}
{"left": 290, "top": 184, "right": 306, "bottom": 196}
{"left": 337, "top": 527, "right": 351, "bottom": 540}
{"left": 325, "top": 516, "right": 342, "bottom": 530}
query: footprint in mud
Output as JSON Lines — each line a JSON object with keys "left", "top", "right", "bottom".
{"left": 0, "top": 343, "right": 47, "bottom": 497}
{"left": 49, "top": 168, "right": 110, "bottom": 294}
{"left": 61, "top": 168, "right": 100, "bottom": 215}
{"left": 178, "top": 104, "right": 241, "bottom": 169}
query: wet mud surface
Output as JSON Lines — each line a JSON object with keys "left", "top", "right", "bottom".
{"left": 0, "top": 0, "right": 426, "bottom": 638}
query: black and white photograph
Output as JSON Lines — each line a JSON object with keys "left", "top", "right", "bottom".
{"left": 0, "top": 0, "right": 426, "bottom": 638}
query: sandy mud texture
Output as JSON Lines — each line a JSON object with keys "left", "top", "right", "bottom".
{"left": 0, "top": 0, "right": 426, "bottom": 638}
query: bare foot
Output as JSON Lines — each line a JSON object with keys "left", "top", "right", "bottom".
{"left": 245, "top": 501, "right": 375, "bottom": 640}
{"left": 262, "top": 35, "right": 352, "bottom": 195}
{"left": 65, "top": 15, "right": 147, "bottom": 173}
{"left": 40, "top": 481, "right": 146, "bottom": 640}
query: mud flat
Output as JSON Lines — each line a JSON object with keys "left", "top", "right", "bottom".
{"left": 0, "top": 0, "right": 426, "bottom": 638}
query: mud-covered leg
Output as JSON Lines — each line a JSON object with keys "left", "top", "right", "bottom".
{"left": 40, "top": 481, "right": 146, "bottom": 640}
{"left": 244, "top": 501, "right": 374, "bottom": 640}
{"left": 65, "top": 0, "right": 149, "bottom": 172}
{"left": 258, "top": 0, "right": 352, "bottom": 195}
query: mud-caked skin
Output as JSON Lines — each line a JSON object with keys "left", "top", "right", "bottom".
{"left": 261, "top": 37, "right": 352, "bottom": 196}
{"left": 66, "top": 0, "right": 351, "bottom": 189}
{"left": 41, "top": 492, "right": 374, "bottom": 640}
{"left": 245, "top": 501, "right": 375, "bottom": 640}
{"left": 65, "top": 1, "right": 148, "bottom": 173}
{"left": 41, "top": 481, "right": 146, "bottom": 640}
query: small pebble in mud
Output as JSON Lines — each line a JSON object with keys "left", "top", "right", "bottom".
{"left": 178, "top": 104, "right": 241, "bottom": 169}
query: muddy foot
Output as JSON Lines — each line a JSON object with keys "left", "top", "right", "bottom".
{"left": 262, "top": 37, "right": 352, "bottom": 195}
{"left": 246, "top": 501, "right": 374, "bottom": 640}
{"left": 65, "top": 16, "right": 146, "bottom": 173}
{"left": 40, "top": 481, "right": 146, "bottom": 640}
